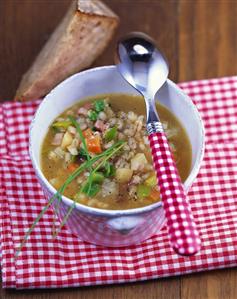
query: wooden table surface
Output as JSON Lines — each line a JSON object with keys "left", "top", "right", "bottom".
{"left": 0, "top": 0, "right": 237, "bottom": 298}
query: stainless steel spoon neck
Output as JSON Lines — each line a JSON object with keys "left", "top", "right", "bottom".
{"left": 145, "top": 97, "right": 164, "bottom": 134}
{"left": 144, "top": 96, "right": 157, "bottom": 120}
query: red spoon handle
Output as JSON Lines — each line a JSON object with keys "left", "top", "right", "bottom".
{"left": 148, "top": 131, "right": 201, "bottom": 256}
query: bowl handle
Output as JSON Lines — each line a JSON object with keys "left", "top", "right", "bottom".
{"left": 107, "top": 216, "right": 144, "bottom": 235}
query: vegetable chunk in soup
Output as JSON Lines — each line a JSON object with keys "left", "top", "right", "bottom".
{"left": 41, "top": 94, "right": 192, "bottom": 210}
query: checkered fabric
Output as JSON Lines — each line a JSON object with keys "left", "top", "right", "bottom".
{"left": 0, "top": 76, "right": 237, "bottom": 289}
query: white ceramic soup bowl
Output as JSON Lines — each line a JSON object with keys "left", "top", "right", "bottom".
{"left": 29, "top": 65, "right": 205, "bottom": 247}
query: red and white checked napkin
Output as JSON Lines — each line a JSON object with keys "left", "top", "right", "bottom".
{"left": 0, "top": 76, "right": 237, "bottom": 289}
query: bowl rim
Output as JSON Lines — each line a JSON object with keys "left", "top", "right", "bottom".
{"left": 29, "top": 65, "right": 205, "bottom": 217}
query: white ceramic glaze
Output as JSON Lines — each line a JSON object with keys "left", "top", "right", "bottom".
{"left": 29, "top": 66, "right": 205, "bottom": 247}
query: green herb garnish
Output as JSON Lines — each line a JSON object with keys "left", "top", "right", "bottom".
{"left": 80, "top": 172, "right": 104, "bottom": 196}
{"left": 94, "top": 99, "right": 105, "bottom": 112}
{"left": 102, "top": 161, "right": 116, "bottom": 178}
{"left": 90, "top": 172, "right": 105, "bottom": 183}
{"left": 88, "top": 110, "right": 98, "bottom": 121}
{"left": 78, "top": 148, "right": 88, "bottom": 160}
{"left": 104, "top": 126, "right": 117, "bottom": 142}
{"left": 81, "top": 182, "right": 100, "bottom": 197}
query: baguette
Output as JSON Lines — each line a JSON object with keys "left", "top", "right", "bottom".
{"left": 15, "top": 0, "right": 119, "bottom": 101}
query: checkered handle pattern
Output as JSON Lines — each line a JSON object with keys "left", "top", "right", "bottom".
{"left": 148, "top": 131, "right": 201, "bottom": 256}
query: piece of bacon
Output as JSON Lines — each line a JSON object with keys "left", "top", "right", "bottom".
{"left": 77, "top": 107, "right": 88, "bottom": 116}
{"left": 51, "top": 133, "right": 64, "bottom": 145}
{"left": 83, "top": 103, "right": 93, "bottom": 110}
{"left": 94, "top": 120, "right": 106, "bottom": 132}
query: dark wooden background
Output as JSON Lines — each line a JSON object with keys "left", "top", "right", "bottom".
{"left": 0, "top": 0, "right": 237, "bottom": 298}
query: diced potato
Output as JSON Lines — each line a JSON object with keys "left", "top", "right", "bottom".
{"left": 64, "top": 152, "right": 72, "bottom": 163}
{"left": 61, "top": 131, "right": 73, "bottom": 149}
{"left": 67, "top": 138, "right": 79, "bottom": 155}
{"left": 131, "top": 153, "right": 148, "bottom": 171}
{"left": 116, "top": 168, "right": 133, "bottom": 183}
{"left": 67, "top": 145, "right": 78, "bottom": 155}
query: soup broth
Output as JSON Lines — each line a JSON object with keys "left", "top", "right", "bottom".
{"left": 41, "top": 94, "right": 192, "bottom": 210}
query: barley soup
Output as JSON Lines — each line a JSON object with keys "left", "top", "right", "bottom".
{"left": 41, "top": 94, "right": 192, "bottom": 210}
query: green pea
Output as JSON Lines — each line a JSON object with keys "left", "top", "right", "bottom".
{"left": 104, "top": 127, "right": 117, "bottom": 142}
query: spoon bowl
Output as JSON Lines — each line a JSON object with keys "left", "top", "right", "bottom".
{"left": 116, "top": 32, "right": 169, "bottom": 99}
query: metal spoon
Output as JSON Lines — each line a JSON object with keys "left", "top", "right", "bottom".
{"left": 115, "top": 32, "right": 201, "bottom": 256}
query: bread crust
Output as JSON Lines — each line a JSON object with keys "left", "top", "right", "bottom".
{"left": 15, "top": 0, "right": 119, "bottom": 101}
